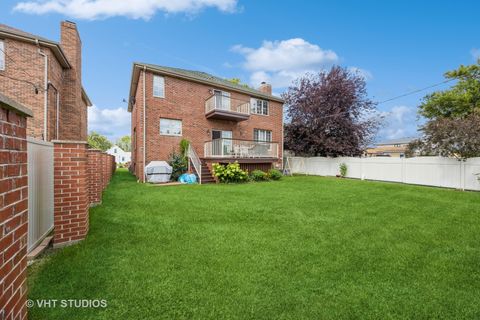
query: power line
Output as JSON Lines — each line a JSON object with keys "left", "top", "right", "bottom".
{"left": 377, "top": 78, "right": 455, "bottom": 105}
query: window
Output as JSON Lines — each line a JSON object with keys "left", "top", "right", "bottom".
{"left": 114, "top": 148, "right": 117, "bottom": 154}
{"left": 0, "top": 40, "right": 5, "bottom": 71}
{"left": 160, "top": 118, "right": 182, "bottom": 136}
{"left": 153, "top": 75, "right": 165, "bottom": 98}
{"left": 250, "top": 98, "right": 269, "bottom": 115}
{"left": 254, "top": 129, "right": 272, "bottom": 142}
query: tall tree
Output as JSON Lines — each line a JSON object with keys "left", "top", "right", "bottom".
{"left": 283, "top": 66, "right": 380, "bottom": 157}
{"left": 88, "top": 131, "right": 112, "bottom": 151}
{"left": 408, "top": 61, "right": 480, "bottom": 159}
{"left": 116, "top": 135, "right": 131, "bottom": 152}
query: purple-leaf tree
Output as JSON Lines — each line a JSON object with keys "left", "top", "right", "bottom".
{"left": 283, "top": 66, "right": 381, "bottom": 157}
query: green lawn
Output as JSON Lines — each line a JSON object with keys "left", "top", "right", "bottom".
{"left": 28, "top": 169, "right": 480, "bottom": 319}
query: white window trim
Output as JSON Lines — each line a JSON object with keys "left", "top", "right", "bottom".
{"left": 160, "top": 118, "right": 182, "bottom": 136}
{"left": 153, "top": 75, "right": 165, "bottom": 98}
{"left": 0, "top": 40, "right": 5, "bottom": 71}
{"left": 250, "top": 98, "right": 269, "bottom": 116}
{"left": 254, "top": 129, "right": 272, "bottom": 142}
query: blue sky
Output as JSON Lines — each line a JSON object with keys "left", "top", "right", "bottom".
{"left": 1, "top": 0, "right": 479, "bottom": 142}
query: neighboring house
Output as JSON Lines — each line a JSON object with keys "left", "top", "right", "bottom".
{"left": 107, "top": 145, "right": 131, "bottom": 164}
{"left": 128, "top": 63, "right": 284, "bottom": 183}
{"left": 365, "top": 138, "right": 414, "bottom": 157}
{"left": 0, "top": 21, "right": 91, "bottom": 141}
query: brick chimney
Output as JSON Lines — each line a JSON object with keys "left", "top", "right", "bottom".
{"left": 258, "top": 82, "right": 272, "bottom": 95}
{"left": 59, "top": 21, "right": 87, "bottom": 140}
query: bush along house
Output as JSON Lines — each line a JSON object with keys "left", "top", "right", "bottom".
{"left": 128, "top": 63, "right": 284, "bottom": 183}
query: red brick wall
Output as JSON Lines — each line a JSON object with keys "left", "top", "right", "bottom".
{"left": 131, "top": 70, "right": 145, "bottom": 180}
{"left": 0, "top": 22, "right": 88, "bottom": 142}
{"left": 87, "top": 149, "right": 102, "bottom": 205}
{"left": 131, "top": 70, "right": 284, "bottom": 180}
{"left": 0, "top": 107, "right": 29, "bottom": 320}
{"left": 87, "top": 149, "right": 115, "bottom": 206}
{"left": 53, "top": 141, "right": 89, "bottom": 247}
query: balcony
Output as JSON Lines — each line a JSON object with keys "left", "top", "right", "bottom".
{"left": 204, "top": 138, "right": 279, "bottom": 159}
{"left": 205, "top": 94, "right": 250, "bottom": 121}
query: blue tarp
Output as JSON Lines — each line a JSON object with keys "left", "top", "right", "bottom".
{"left": 178, "top": 173, "right": 197, "bottom": 184}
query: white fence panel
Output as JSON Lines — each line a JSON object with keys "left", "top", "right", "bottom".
{"left": 289, "top": 156, "right": 480, "bottom": 191}
{"left": 404, "top": 157, "right": 461, "bottom": 189}
{"left": 27, "top": 138, "right": 54, "bottom": 252}
{"left": 465, "top": 158, "right": 480, "bottom": 191}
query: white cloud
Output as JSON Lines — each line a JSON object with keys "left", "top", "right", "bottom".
{"left": 471, "top": 48, "right": 480, "bottom": 61}
{"left": 13, "top": 0, "right": 238, "bottom": 20}
{"left": 379, "top": 105, "right": 418, "bottom": 140}
{"left": 232, "top": 38, "right": 339, "bottom": 88}
{"left": 88, "top": 105, "right": 130, "bottom": 142}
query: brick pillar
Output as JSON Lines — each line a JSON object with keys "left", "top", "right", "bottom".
{"left": 52, "top": 141, "right": 89, "bottom": 247}
{"left": 102, "top": 154, "right": 108, "bottom": 190}
{"left": 0, "top": 105, "right": 30, "bottom": 320}
{"left": 87, "top": 149, "right": 102, "bottom": 206}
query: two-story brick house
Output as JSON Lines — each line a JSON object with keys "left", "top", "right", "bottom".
{"left": 0, "top": 21, "right": 91, "bottom": 141}
{"left": 128, "top": 63, "right": 284, "bottom": 183}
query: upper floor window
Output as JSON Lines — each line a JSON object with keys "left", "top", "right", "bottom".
{"left": 160, "top": 118, "right": 182, "bottom": 136}
{"left": 251, "top": 98, "right": 269, "bottom": 115}
{"left": 254, "top": 129, "right": 272, "bottom": 142}
{"left": 0, "top": 40, "right": 5, "bottom": 71}
{"left": 153, "top": 75, "right": 165, "bottom": 98}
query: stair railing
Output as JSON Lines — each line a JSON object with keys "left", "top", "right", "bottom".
{"left": 187, "top": 144, "right": 202, "bottom": 184}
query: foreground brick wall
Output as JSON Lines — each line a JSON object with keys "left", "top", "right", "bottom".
{"left": 0, "top": 107, "right": 29, "bottom": 320}
{"left": 53, "top": 141, "right": 89, "bottom": 247}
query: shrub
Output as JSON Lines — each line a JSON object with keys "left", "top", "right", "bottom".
{"left": 180, "top": 139, "right": 190, "bottom": 157}
{"left": 212, "top": 162, "right": 248, "bottom": 183}
{"left": 339, "top": 163, "right": 347, "bottom": 177}
{"left": 250, "top": 170, "right": 269, "bottom": 181}
{"left": 268, "top": 169, "right": 282, "bottom": 180}
{"left": 168, "top": 151, "right": 188, "bottom": 181}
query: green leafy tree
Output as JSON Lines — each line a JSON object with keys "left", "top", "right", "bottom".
{"left": 88, "top": 131, "right": 112, "bottom": 151}
{"left": 116, "top": 135, "right": 131, "bottom": 152}
{"left": 418, "top": 61, "right": 480, "bottom": 119}
{"left": 408, "top": 61, "right": 480, "bottom": 159}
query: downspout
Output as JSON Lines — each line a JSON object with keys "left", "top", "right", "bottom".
{"left": 37, "top": 39, "right": 48, "bottom": 141}
{"left": 48, "top": 82, "right": 60, "bottom": 139}
{"left": 143, "top": 66, "right": 146, "bottom": 183}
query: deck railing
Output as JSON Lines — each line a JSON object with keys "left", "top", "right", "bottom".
{"left": 204, "top": 138, "right": 279, "bottom": 158}
{"left": 205, "top": 94, "right": 250, "bottom": 115}
{"left": 187, "top": 144, "right": 202, "bottom": 184}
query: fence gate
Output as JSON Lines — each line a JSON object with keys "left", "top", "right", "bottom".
{"left": 27, "top": 138, "right": 54, "bottom": 252}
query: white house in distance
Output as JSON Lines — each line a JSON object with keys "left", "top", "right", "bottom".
{"left": 106, "top": 145, "right": 131, "bottom": 164}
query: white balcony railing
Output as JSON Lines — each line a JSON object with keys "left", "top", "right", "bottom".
{"left": 204, "top": 139, "right": 278, "bottom": 158}
{"left": 205, "top": 94, "right": 250, "bottom": 115}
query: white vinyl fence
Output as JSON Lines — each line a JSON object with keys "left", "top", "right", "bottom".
{"left": 288, "top": 156, "right": 480, "bottom": 191}
{"left": 27, "top": 138, "right": 54, "bottom": 252}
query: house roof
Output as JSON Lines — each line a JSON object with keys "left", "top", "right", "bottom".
{"left": 0, "top": 92, "right": 33, "bottom": 117}
{"left": 0, "top": 23, "right": 92, "bottom": 106}
{"left": 376, "top": 137, "right": 415, "bottom": 146}
{"left": 128, "top": 62, "right": 284, "bottom": 112}
{"left": 0, "top": 23, "right": 71, "bottom": 68}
